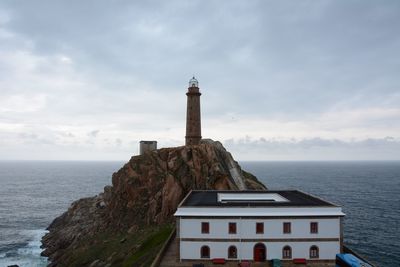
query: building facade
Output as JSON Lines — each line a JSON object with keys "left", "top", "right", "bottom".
{"left": 185, "top": 77, "right": 202, "bottom": 146}
{"left": 174, "top": 190, "right": 344, "bottom": 265}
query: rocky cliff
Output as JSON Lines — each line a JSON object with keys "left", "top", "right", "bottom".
{"left": 41, "top": 140, "right": 266, "bottom": 267}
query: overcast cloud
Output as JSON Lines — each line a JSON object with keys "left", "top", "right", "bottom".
{"left": 0, "top": 0, "right": 399, "bottom": 160}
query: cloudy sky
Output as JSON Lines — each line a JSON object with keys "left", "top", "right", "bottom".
{"left": 0, "top": 0, "right": 399, "bottom": 160}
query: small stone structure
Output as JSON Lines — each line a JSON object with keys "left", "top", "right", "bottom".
{"left": 139, "top": 140, "right": 157, "bottom": 155}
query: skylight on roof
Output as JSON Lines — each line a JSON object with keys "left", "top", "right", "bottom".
{"left": 218, "top": 193, "right": 290, "bottom": 203}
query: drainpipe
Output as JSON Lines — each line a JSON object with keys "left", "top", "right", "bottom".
{"left": 179, "top": 217, "right": 182, "bottom": 263}
{"left": 239, "top": 216, "right": 242, "bottom": 263}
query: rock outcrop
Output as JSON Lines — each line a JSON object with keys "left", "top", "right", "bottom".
{"left": 41, "top": 140, "right": 266, "bottom": 266}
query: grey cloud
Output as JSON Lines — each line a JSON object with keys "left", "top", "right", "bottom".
{"left": 88, "top": 130, "right": 100, "bottom": 138}
{"left": 0, "top": 1, "right": 399, "bottom": 160}
{"left": 226, "top": 136, "right": 400, "bottom": 149}
{"left": 18, "top": 132, "right": 38, "bottom": 139}
{"left": 17, "top": 132, "right": 54, "bottom": 145}
{"left": 115, "top": 138, "right": 122, "bottom": 146}
{"left": 56, "top": 131, "right": 75, "bottom": 138}
{"left": 224, "top": 137, "right": 400, "bottom": 160}
{"left": 3, "top": 1, "right": 399, "bottom": 105}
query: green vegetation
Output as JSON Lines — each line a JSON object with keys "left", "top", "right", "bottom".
{"left": 242, "top": 170, "right": 267, "bottom": 189}
{"left": 61, "top": 224, "right": 173, "bottom": 267}
{"left": 122, "top": 224, "right": 173, "bottom": 267}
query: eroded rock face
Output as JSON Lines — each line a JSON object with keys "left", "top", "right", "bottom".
{"left": 41, "top": 140, "right": 266, "bottom": 266}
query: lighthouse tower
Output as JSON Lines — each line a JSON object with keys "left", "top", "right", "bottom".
{"left": 185, "top": 76, "right": 202, "bottom": 146}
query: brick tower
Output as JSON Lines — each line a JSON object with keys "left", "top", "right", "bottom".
{"left": 185, "top": 76, "right": 202, "bottom": 146}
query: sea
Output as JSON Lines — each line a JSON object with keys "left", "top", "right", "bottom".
{"left": 0, "top": 160, "right": 399, "bottom": 267}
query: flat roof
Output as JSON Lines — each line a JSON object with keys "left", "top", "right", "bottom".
{"left": 179, "top": 190, "right": 339, "bottom": 208}
{"left": 174, "top": 207, "right": 345, "bottom": 217}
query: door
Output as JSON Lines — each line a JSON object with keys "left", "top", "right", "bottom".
{"left": 253, "top": 243, "right": 266, "bottom": 262}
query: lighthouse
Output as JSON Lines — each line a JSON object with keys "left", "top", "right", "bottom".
{"left": 185, "top": 76, "right": 202, "bottom": 146}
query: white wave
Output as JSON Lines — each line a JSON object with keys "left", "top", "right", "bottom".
{"left": 0, "top": 229, "right": 49, "bottom": 267}
{"left": 17, "top": 229, "right": 48, "bottom": 256}
{"left": 0, "top": 258, "right": 48, "bottom": 267}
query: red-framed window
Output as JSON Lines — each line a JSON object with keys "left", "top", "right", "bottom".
{"left": 256, "top": 222, "right": 264, "bottom": 234}
{"left": 201, "top": 245, "right": 210, "bottom": 258}
{"left": 229, "top": 222, "right": 237, "bottom": 234}
{"left": 283, "top": 222, "right": 291, "bottom": 234}
{"left": 228, "top": 246, "right": 237, "bottom": 258}
{"left": 282, "top": 245, "right": 292, "bottom": 259}
{"left": 310, "top": 245, "right": 319, "bottom": 258}
{"left": 201, "top": 222, "right": 209, "bottom": 234}
{"left": 310, "top": 222, "right": 318, "bottom": 234}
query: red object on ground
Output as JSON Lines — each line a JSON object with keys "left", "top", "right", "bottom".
{"left": 293, "top": 258, "right": 307, "bottom": 264}
{"left": 212, "top": 258, "right": 226, "bottom": 264}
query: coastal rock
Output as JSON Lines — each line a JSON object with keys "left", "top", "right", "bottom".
{"left": 41, "top": 140, "right": 266, "bottom": 266}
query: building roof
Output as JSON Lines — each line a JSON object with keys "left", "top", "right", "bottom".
{"left": 174, "top": 190, "right": 345, "bottom": 217}
{"left": 179, "top": 190, "right": 339, "bottom": 208}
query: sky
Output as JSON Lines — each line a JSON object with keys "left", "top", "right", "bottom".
{"left": 0, "top": 0, "right": 399, "bottom": 161}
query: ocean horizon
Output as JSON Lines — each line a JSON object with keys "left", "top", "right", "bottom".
{"left": 0, "top": 160, "right": 399, "bottom": 266}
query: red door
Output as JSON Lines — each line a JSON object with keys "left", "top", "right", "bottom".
{"left": 253, "top": 243, "right": 266, "bottom": 262}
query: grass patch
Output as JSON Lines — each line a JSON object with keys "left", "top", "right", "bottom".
{"left": 122, "top": 224, "right": 173, "bottom": 267}
{"left": 60, "top": 224, "right": 173, "bottom": 267}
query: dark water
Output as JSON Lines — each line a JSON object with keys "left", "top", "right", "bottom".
{"left": 0, "top": 161, "right": 123, "bottom": 267}
{"left": 0, "top": 161, "right": 399, "bottom": 266}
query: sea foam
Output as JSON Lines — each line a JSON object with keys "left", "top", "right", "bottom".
{"left": 0, "top": 229, "right": 48, "bottom": 267}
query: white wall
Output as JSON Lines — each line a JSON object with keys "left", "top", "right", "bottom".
{"left": 180, "top": 218, "right": 340, "bottom": 239}
{"left": 179, "top": 217, "right": 341, "bottom": 260}
{"left": 180, "top": 241, "right": 340, "bottom": 260}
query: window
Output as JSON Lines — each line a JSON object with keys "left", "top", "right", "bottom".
{"left": 310, "top": 222, "right": 318, "bottom": 234}
{"left": 201, "top": 246, "right": 210, "bottom": 258}
{"left": 201, "top": 222, "right": 209, "bottom": 234}
{"left": 256, "top": 222, "right": 264, "bottom": 234}
{"left": 283, "top": 222, "right": 291, "bottom": 234}
{"left": 310, "top": 246, "right": 319, "bottom": 259}
{"left": 229, "top": 222, "right": 237, "bottom": 234}
{"left": 228, "top": 246, "right": 237, "bottom": 259}
{"left": 282, "top": 246, "right": 292, "bottom": 259}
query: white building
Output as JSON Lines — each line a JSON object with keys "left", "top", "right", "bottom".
{"left": 174, "top": 190, "right": 345, "bottom": 266}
